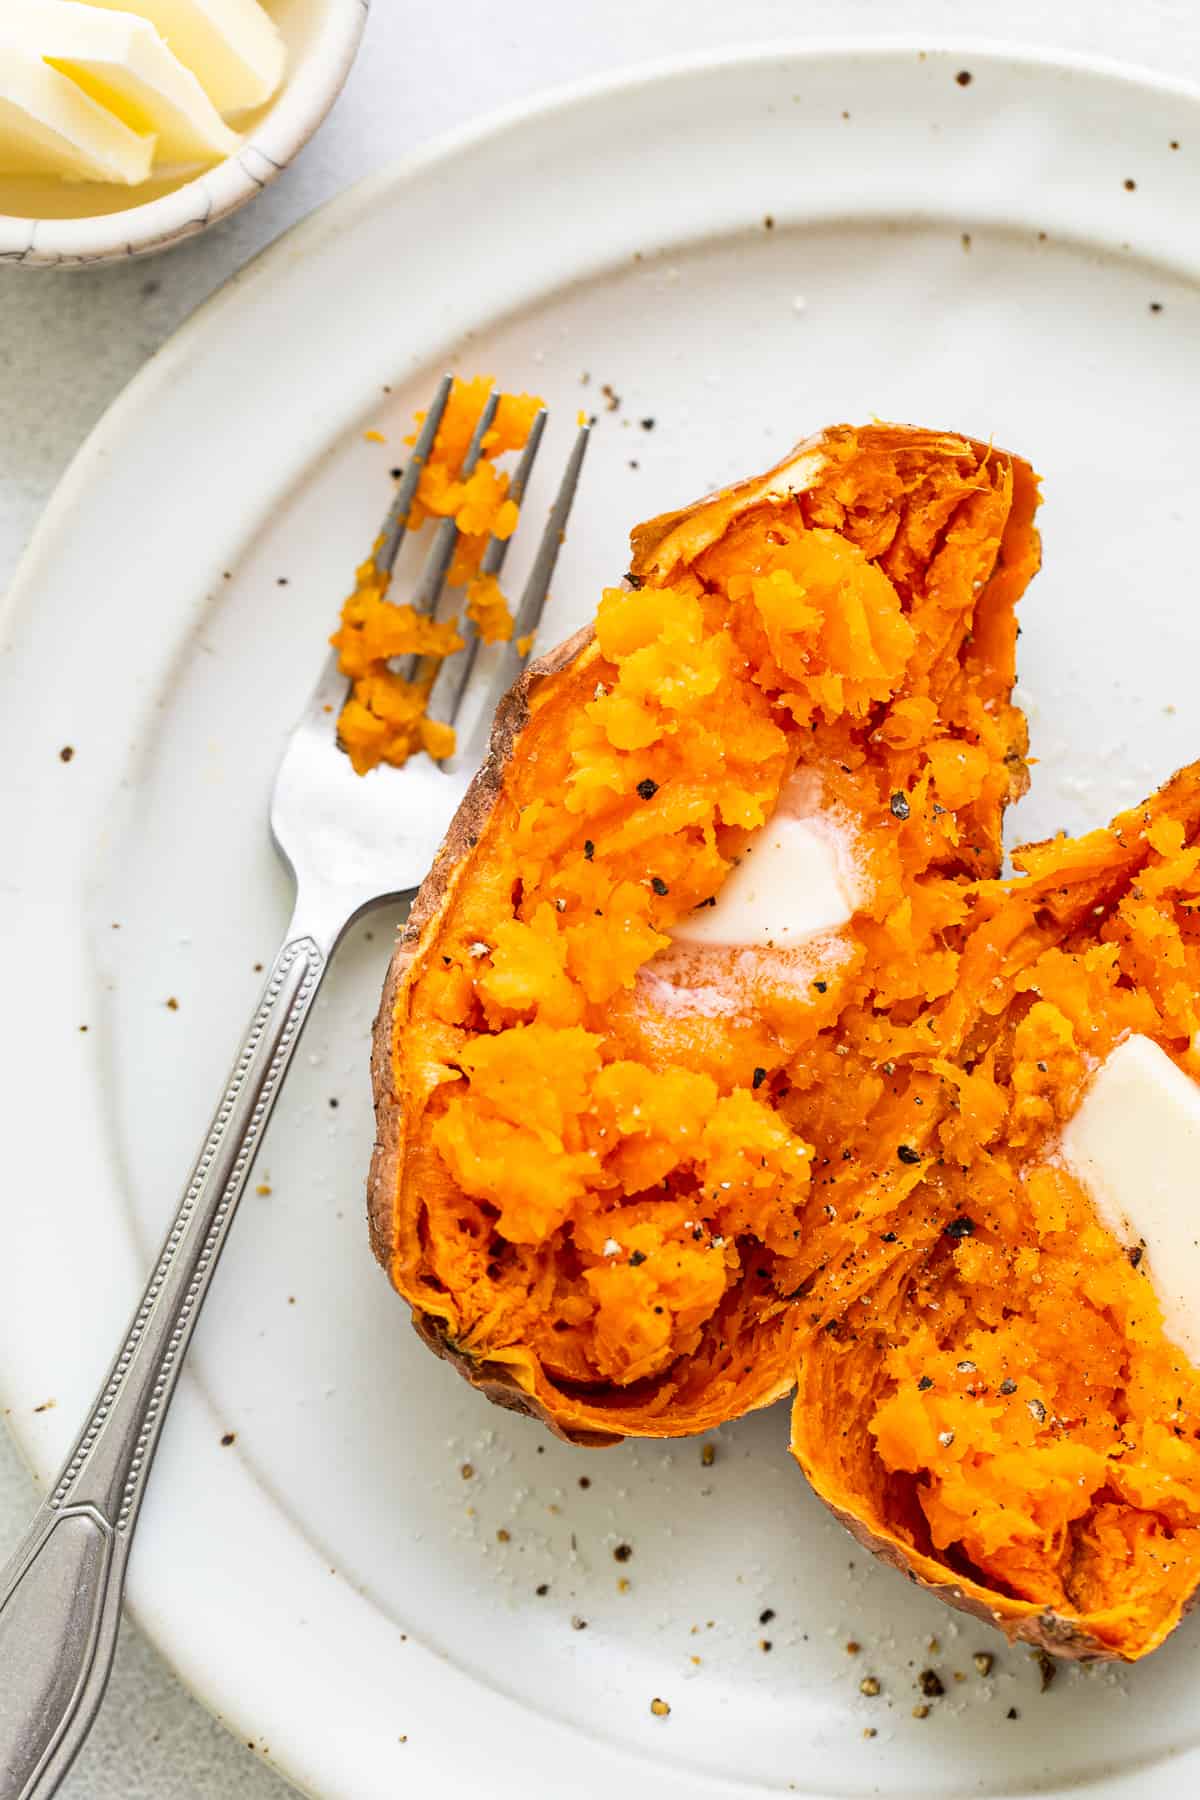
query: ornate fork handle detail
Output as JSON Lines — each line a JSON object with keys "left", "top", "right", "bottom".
{"left": 0, "top": 927, "right": 333, "bottom": 1800}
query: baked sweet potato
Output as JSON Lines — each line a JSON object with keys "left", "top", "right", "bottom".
{"left": 369, "top": 423, "right": 1040, "bottom": 1444}
{"left": 790, "top": 758, "right": 1200, "bottom": 1663}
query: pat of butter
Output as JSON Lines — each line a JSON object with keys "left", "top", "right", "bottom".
{"left": 36, "top": 3, "right": 240, "bottom": 166}
{"left": 84, "top": 0, "right": 285, "bottom": 115}
{"left": 1061, "top": 1034, "right": 1200, "bottom": 1363}
{"left": 0, "top": 43, "right": 154, "bottom": 183}
{"left": 674, "top": 812, "right": 856, "bottom": 948}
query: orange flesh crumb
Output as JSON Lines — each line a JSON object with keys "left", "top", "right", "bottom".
{"left": 333, "top": 378, "right": 541, "bottom": 774}
{"left": 389, "top": 427, "right": 1038, "bottom": 1427}
{"left": 791, "top": 769, "right": 1200, "bottom": 1660}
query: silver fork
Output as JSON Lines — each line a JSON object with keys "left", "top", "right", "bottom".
{"left": 0, "top": 376, "right": 589, "bottom": 1800}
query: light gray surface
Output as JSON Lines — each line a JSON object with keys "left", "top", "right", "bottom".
{"left": 3, "top": 1, "right": 1200, "bottom": 1794}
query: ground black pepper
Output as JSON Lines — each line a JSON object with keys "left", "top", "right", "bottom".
{"left": 637, "top": 778, "right": 659, "bottom": 799}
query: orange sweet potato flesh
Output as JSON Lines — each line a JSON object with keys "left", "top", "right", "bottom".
{"left": 789, "top": 759, "right": 1200, "bottom": 1663}
{"left": 369, "top": 422, "right": 1041, "bottom": 1446}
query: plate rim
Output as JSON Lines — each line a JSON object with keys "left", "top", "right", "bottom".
{"left": 5, "top": 35, "right": 1200, "bottom": 1800}
{"left": 10, "top": 27, "right": 1200, "bottom": 618}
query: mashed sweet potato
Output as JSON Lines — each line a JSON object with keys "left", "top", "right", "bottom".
{"left": 790, "top": 760, "right": 1200, "bottom": 1661}
{"left": 369, "top": 423, "right": 1041, "bottom": 1441}
{"left": 334, "top": 378, "right": 541, "bottom": 774}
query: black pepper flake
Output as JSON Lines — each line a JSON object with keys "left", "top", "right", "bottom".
{"left": 955, "top": 68, "right": 973, "bottom": 85}
{"left": 637, "top": 778, "right": 659, "bottom": 800}
{"left": 918, "top": 1375, "right": 934, "bottom": 1391}
{"left": 944, "top": 1216, "right": 976, "bottom": 1238}
{"left": 390, "top": 467, "right": 403, "bottom": 480}
{"left": 220, "top": 1431, "right": 236, "bottom": 1447}
{"left": 629, "top": 1249, "right": 647, "bottom": 1267}
{"left": 1127, "top": 1244, "right": 1144, "bottom": 1268}
{"left": 897, "top": 1144, "right": 921, "bottom": 1165}
{"left": 1124, "top": 177, "right": 1137, "bottom": 191}
{"left": 536, "top": 1583, "right": 549, "bottom": 1595}
{"left": 881, "top": 1231, "right": 898, "bottom": 1243}
{"left": 640, "top": 417, "right": 655, "bottom": 431}
{"left": 890, "top": 790, "right": 911, "bottom": 820}
{"left": 613, "top": 1543, "right": 633, "bottom": 1563}
{"left": 651, "top": 876, "right": 669, "bottom": 896}
{"left": 999, "top": 1377, "right": 1018, "bottom": 1395}
{"left": 584, "top": 840, "right": 595, "bottom": 861}
{"left": 812, "top": 979, "right": 828, "bottom": 994}
{"left": 752, "top": 1067, "right": 767, "bottom": 1089}
{"left": 571, "top": 1616, "right": 588, "bottom": 1631}
{"left": 59, "top": 745, "right": 75, "bottom": 763}
{"left": 1007, "top": 1707, "right": 1019, "bottom": 1720}
{"left": 918, "top": 1669, "right": 945, "bottom": 1698}
{"left": 759, "top": 1608, "right": 775, "bottom": 1624}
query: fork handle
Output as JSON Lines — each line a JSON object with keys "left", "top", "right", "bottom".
{"left": 0, "top": 924, "right": 334, "bottom": 1800}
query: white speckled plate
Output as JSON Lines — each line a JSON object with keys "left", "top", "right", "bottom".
{"left": 3, "top": 40, "right": 1200, "bottom": 1800}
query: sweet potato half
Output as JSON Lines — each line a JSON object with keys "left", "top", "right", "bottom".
{"left": 369, "top": 423, "right": 1041, "bottom": 1444}
{"left": 791, "top": 761, "right": 1200, "bottom": 1662}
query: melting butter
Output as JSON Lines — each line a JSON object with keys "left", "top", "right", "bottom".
{"left": 1061, "top": 1033, "right": 1200, "bottom": 1363}
{"left": 674, "top": 790, "right": 860, "bottom": 949}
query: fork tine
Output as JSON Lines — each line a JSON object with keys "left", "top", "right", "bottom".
{"left": 375, "top": 372, "right": 453, "bottom": 576}
{"left": 507, "top": 421, "right": 590, "bottom": 659}
{"left": 437, "top": 407, "right": 548, "bottom": 726}
{"left": 397, "top": 391, "right": 501, "bottom": 685}
{"left": 464, "top": 421, "right": 590, "bottom": 757}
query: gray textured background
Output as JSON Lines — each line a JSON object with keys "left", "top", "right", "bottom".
{"left": 3, "top": 2, "right": 1199, "bottom": 1794}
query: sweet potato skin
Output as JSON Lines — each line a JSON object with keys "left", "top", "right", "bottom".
{"left": 366, "top": 627, "right": 624, "bottom": 1445}
{"left": 821, "top": 1495, "right": 1123, "bottom": 1661}
{"left": 368, "top": 422, "right": 1037, "bottom": 1444}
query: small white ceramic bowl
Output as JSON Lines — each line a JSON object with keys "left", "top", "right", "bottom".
{"left": 0, "top": 0, "right": 367, "bottom": 268}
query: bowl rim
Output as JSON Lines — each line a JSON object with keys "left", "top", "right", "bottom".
{"left": 0, "top": 0, "right": 368, "bottom": 267}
